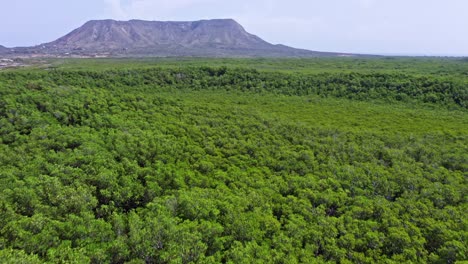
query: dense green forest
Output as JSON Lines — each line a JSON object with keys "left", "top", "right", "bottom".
{"left": 0, "top": 58, "right": 467, "bottom": 263}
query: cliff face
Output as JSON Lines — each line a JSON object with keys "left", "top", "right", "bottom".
{"left": 48, "top": 19, "right": 269, "bottom": 49}
{"left": 4, "top": 19, "right": 349, "bottom": 57}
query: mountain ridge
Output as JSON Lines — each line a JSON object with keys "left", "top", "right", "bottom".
{"left": 2, "top": 19, "right": 351, "bottom": 58}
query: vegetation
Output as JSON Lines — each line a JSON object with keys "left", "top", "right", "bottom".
{"left": 0, "top": 58, "right": 466, "bottom": 263}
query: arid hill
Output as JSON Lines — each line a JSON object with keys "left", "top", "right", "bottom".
{"left": 4, "top": 19, "right": 350, "bottom": 57}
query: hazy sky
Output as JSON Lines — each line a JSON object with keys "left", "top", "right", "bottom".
{"left": 0, "top": 0, "right": 467, "bottom": 55}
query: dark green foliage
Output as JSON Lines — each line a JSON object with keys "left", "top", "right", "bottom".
{"left": 4, "top": 66, "right": 466, "bottom": 109}
{"left": 0, "top": 59, "right": 466, "bottom": 263}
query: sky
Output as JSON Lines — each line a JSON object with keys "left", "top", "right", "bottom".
{"left": 0, "top": 0, "right": 467, "bottom": 56}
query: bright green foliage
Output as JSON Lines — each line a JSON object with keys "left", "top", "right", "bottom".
{"left": 0, "top": 59, "right": 467, "bottom": 263}
{"left": 0, "top": 249, "right": 42, "bottom": 264}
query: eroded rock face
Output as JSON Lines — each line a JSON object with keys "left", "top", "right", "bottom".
{"left": 50, "top": 19, "right": 268, "bottom": 49}
{"left": 6, "top": 19, "right": 348, "bottom": 57}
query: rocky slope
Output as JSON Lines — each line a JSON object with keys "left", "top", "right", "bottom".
{"left": 5, "top": 19, "right": 350, "bottom": 57}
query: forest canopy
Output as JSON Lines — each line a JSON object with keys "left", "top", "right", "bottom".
{"left": 0, "top": 58, "right": 467, "bottom": 263}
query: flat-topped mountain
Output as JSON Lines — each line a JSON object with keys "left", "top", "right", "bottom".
{"left": 6, "top": 19, "right": 351, "bottom": 57}
{"left": 51, "top": 19, "right": 268, "bottom": 50}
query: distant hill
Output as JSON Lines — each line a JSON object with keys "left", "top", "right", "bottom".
{"left": 7, "top": 19, "right": 351, "bottom": 58}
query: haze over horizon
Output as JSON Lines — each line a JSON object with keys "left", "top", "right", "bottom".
{"left": 1, "top": 0, "right": 467, "bottom": 56}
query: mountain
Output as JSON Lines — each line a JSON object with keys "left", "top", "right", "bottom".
{"left": 8, "top": 19, "right": 351, "bottom": 57}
